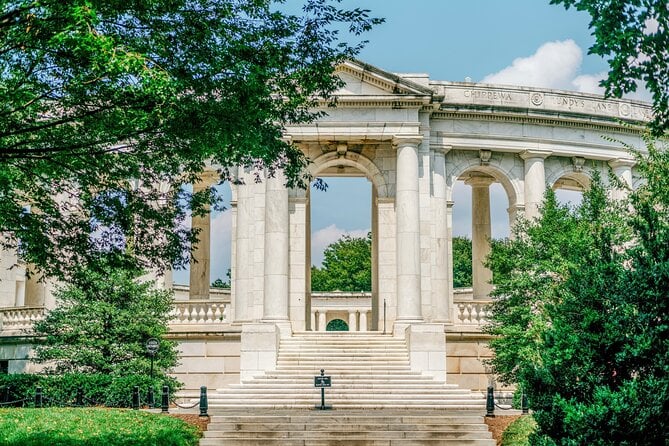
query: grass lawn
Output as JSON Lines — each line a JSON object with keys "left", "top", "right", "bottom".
{"left": 0, "top": 408, "right": 200, "bottom": 446}
{"left": 501, "top": 415, "right": 537, "bottom": 446}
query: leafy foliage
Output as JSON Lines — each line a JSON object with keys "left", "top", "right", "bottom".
{"left": 0, "top": 0, "right": 383, "bottom": 280}
{"left": 0, "top": 373, "right": 180, "bottom": 408}
{"left": 485, "top": 153, "right": 669, "bottom": 445}
{"left": 32, "top": 262, "right": 178, "bottom": 380}
{"left": 325, "top": 319, "right": 349, "bottom": 331}
{"left": 311, "top": 233, "right": 371, "bottom": 292}
{"left": 453, "top": 236, "right": 473, "bottom": 288}
{"left": 211, "top": 268, "right": 231, "bottom": 289}
{"left": 501, "top": 416, "right": 537, "bottom": 446}
{"left": 0, "top": 408, "right": 200, "bottom": 446}
{"left": 551, "top": 0, "right": 669, "bottom": 135}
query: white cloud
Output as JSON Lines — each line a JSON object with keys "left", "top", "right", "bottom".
{"left": 311, "top": 224, "right": 369, "bottom": 267}
{"left": 482, "top": 40, "right": 582, "bottom": 90}
{"left": 572, "top": 72, "right": 606, "bottom": 95}
{"left": 482, "top": 39, "right": 653, "bottom": 102}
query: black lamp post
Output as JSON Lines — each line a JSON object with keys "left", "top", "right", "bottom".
{"left": 146, "top": 338, "right": 160, "bottom": 407}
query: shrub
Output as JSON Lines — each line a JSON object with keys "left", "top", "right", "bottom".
{"left": 0, "top": 374, "right": 40, "bottom": 406}
{"left": 0, "top": 373, "right": 181, "bottom": 408}
{"left": 502, "top": 416, "right": 537, "bottom": 446}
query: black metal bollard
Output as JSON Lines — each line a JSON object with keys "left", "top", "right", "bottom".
{"left": 199, "top": 386, "right": 208, "bottom": 417}
{"left": 35, "top": 387, "right": 43, "bottom": 408}
{"left": 147, "top": 387, "right": 155, "bottom": 408}
{"left": 485, "top": 386, "right": 495, "bottom": 418}
{"left": 521, "top": 392, "right": 529, "bottom": 415}
{"left": 76, "top": 388, "right": 83, "bottom": 407}
{"left": 132, "top": 386, "right": 140, "bottom": 410}
{"left": 161, "top": 385, "right": 169, "bottom": 413}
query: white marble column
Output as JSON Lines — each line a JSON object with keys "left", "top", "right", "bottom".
{"left": 348, "top": 311, "right": 357, "bottom": 332}
{"left": 234, "top": 168, "right": 252, "bottom": 322}
{"left": 262, "top": 170, "right": 289, "bottom": 322}
{"left": 394, "top": 135, "right": 424, "bottom": 323}
{"left": 359, "top": 311, "right": 368, "bottom": 332}
{"left": 520, "top": 150, "right": 551, "bottom": 220}
{"left": 433, "top": 148, "right": 451, "bottom": 321}
{"left": 608, "top": 158, "right": 635, "bottom": 200}
{"left": 466, "top": 174, "right": 494, "bottom": 300}
{"left": 189, "top": 179, "right": 211, "bottom": 300}
{"left": 318, "top": 311, "right": 326, "bottom": 332}
{"left": 310, "top": 311, "right": 316, "bottom": 331}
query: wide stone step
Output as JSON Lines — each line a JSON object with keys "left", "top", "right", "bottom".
{"left": 203, "top": 431, "right": 491, "bottom": 440}
{"left": 207, "top": 422, "right": 489, "bottom": 432}
{"left": 208, "top": 399, "right": 484, "bottom": 407}
{"left": 200, "top": 438, "right": 496, "bottom": 445}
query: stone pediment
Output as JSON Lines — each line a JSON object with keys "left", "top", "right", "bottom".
{"left": 334, "top": 59, "right": 435, "bottom": 97}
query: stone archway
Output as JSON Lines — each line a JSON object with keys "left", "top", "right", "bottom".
{"left": 304, "top": 150, "right": 387, "bottom": 332}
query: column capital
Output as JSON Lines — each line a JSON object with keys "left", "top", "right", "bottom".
{"left": 608, "top": 158, "right": 636, "bottom": 169}
{"left": 392, "top": 134, "right": 423, "bottom": 148}
{"left": 432, "top": 144, "right": 452, "bottom": 155}
{"left": 519, "top": 149, "right": 552, "bottom": 161}
{"left": 507, "top": 203, "right": 525, "bottom": 214}
{"left": 464, "top": 173, "right": 495, "bottom": 187}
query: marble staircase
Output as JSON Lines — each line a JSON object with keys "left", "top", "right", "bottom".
{"left": 199, "top": 409, "right": 496, "bottom": 445}
{"left": 201, "top": 333, "right": 494, "bottom": 445}
{"left": 207, "top": 332, "right": 485, "bottom": 409}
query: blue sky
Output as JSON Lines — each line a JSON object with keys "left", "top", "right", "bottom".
{"left": 174, "top": 0, "right": 617, "bottom": 284}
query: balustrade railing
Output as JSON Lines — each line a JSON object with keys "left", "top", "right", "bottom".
{"left": 169, "top": 300, "right": 230, "bottom": 325}
{"left": 453, "top": 299, "right": 492, "bottom": 327}
{"left": 0, "top": 307, "right": 45, "bottom": 333}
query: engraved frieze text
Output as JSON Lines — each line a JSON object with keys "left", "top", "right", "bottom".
{"left": 464, "top": 90, "right": 513, "bottom": 101}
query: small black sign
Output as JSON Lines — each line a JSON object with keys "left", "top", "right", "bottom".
{"left": 314, "top": 376, "right": 331, "bottom": 388}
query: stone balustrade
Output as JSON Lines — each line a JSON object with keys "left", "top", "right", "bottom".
{"left": 170, "top": 299, "right": 230, "bottom": 325}
{"left": 0, "top": 306, "right": 45, "bottom": 334}
{"left": 453, "top": 297, "right": 492, "bottom": 328}
{"left": 310, "top": 291, "right": 372, "bottom": 331}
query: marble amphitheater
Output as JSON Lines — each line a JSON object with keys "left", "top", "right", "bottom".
{"left": 0, "top": 60, "right": 652, "bottom": 444}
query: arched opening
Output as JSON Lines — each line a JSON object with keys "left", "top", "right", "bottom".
{"left": 553, "top": 173, "right": 588, "bottom": 207}
{"left": 326, "top": 319, "right": 349, "bottom": 331}
{"left": 172, "top": 179, "right": 232, "bottom": 300}
{"left": 306, "top": 150, "right": 385, "bottom": 332}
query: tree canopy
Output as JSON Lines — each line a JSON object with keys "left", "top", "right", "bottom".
{"left": 485, "top": 150, "right": 669, "bottom": 444}
{"left": 311, "top": 232, "right": 371, "bottom": 292}
{"left": 0, "top": 0, "right": 382, "bottom": 280}
{"left": 551, "top": 0, "right": 668, "bottom": 135}
{"left": 32, "top": 261, "right": 178, "bottom": 379}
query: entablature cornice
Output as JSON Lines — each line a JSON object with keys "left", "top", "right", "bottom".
{"left": 431, "top": 110, "right": 645, "bottom": 135}
{"left": 433, "top": 134, "right": 638, "bottom": 162}
{"left": 285, "top": 121, "right": 421, "bottom": 143}
{"left": 318, "top": 96, "right": 432, "bottom": 109}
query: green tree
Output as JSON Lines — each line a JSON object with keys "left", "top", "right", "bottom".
{"left": 551, "top": 0, "right": 668, "bottom": 135}
{"left": 485, "top": 161, "right": 668, "bottom": 445}
{"left": 211, "top": 268, "right": 231, "bottom": 289}
{"left": 32, "top": 260, "right": 178, "bottom": 379}
{"left": 0, "top": 1, "right": 382, "bottom": 281}
{"left": 452, "top": 236, "right": 473, "bottom": 288}
{"left": 311, "top": 233, "right": 371, "bottom": 292}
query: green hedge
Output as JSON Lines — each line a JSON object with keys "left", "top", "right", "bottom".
{"left": 0, "top": 373, "right": 181, "bottom": 407}
{"left": 501, "top": 416, "right": 537, "bottom": 446}
{"left": 0, "top": 408, "right": 200, "bottom": 446}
